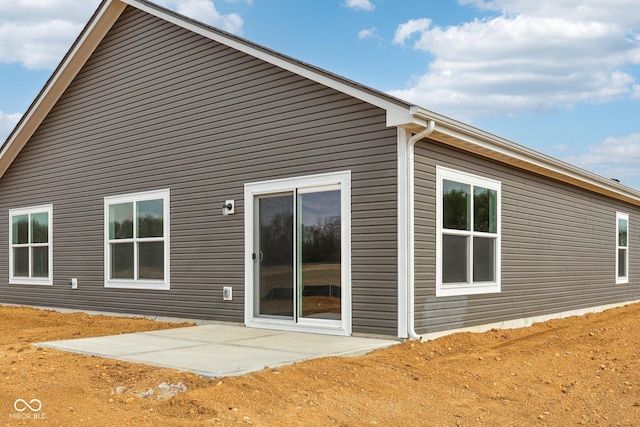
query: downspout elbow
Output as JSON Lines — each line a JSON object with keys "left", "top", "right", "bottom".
{"left": 406, "top": 120, "right": 435, "bottom": 340}
{"left": 408, "top": 120, "right": 435, "bottom": 148}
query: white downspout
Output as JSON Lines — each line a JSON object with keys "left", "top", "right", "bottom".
{"left": 406, "top": 120, "right": 435, "bottom": 340}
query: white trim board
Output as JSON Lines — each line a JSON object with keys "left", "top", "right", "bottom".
{"left": 418, "top": 300, "right": 640, "bottom": 342}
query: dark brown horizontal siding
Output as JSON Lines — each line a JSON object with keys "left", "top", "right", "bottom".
{"left": 0, "top": 7, "right": 398, "bottom": 335}
{"left": 414, "top": 139, "right": 640, "bottom": 334}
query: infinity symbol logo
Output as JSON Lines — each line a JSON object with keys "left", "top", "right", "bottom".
{"left": 14, "top": 399, "right": 42, "bottom": 412}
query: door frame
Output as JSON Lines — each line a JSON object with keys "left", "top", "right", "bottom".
{"left": 244, "top": 171, "right": 352, "bottom": 336}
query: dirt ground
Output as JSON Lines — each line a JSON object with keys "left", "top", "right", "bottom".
{"left": 1, "top": 304, "right": 639, "bottom": 426}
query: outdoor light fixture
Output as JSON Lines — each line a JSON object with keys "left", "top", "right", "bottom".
{"left": 222, "top": 200, "right": 235, "bottom": 215}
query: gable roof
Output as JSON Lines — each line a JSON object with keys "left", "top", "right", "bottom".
{"left": 2, "top": 0, "right": 640, "bottom": 206}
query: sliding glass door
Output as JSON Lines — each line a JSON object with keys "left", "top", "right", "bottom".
{"left": 255, "top": 188, "right": 342, "bottom": 322}
{"left": 246, "top": 171, "right": 351, "bottom": 335}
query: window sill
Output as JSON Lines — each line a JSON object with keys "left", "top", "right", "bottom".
{"left": 436, "top": 283, "right": 501, "bottom": 297}
{"left": 10, "top": 278, "right": 53, "bottom": 286}
{"left": 105, "top": 280, "right": 170, "bottom": 290}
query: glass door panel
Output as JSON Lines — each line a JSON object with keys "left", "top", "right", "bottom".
{"left": 256, "top": 194, "right": 294, "bottom": 318}
{"left": 299, "top": 190, "right": 341, "bottom": 320}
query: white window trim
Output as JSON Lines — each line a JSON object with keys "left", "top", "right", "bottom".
{"left": 616, "top": 212, "right": 629, "bottom": 285}
{"left": 436, "top": 166, "right": 501, "bottom": 297}
{"left": 104, "top": 189, "right": 170, "bottom": 290}
{"left": 9, "top": 204, "right": 53, "bottom": 286}
{"left": 244, "top": 170, "right": 352, "bottom": 336}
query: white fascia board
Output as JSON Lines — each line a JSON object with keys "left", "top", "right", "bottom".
{"left": 411, "top": 106, "right": 640, "bottom": 206}
{"left": 386, "top": 107, "right": 428, "bottom": 129}
{"left": 123, "top": 0, "right": 411, "bottom": 126}
{"left": 0, "top": 0, "right": 126, "bottom": 179}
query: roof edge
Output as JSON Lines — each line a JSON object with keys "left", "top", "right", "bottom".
{"left": 0, "top": 0, "right": 126, "bottom": 179}
{"left": 123, "top": 0, "right": 412, "bottom": 119}
{"left": 410, "top": 106, "right": 640, "bottom": 206}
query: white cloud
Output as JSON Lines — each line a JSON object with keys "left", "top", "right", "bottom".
{"left": 344, "top": 0, "right": 375, "bottom": 12}
{"left": 565, "top": 133, "right": 640, "bottom": 184}
{"left": 155, "top": 0, "right": 243, "bottom": 33}
{"left": 0, "top": 1, "right": 97, "bottom": 69}
{"left": 0, "top": 111, "right": 22, "bottom": 143}
{"left": 393, "top": 18, "right": 432, "bottom": 45}
{"left": 0, "top": 1, "right": 98, "bottom": 22}
{"left": 0, "top": 0, "right": 245, "bottom": 70}
{"left": 459, "top": 0, "right": 640, "bottom": 26}
{"left": 389, "top": 0, "right": 640, "bottom": 120}
{"left": 358, "top": 28, "right": 379, "bottom": 40}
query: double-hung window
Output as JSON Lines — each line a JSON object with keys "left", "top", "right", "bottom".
{"left": 9, "top": 205, "right": 53, "bottom": 285}
{"left": 104, "top": 189, "right": 170, "bottom": 290}
{"left": 436, "top": 166, "right": 501, "bottom": 297}
{"left": 616, "top": 212, "right": 629, "bottom": 284}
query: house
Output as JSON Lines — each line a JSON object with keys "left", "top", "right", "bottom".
{"left": 1, "top": 0, "right": 638, "bottom": 340}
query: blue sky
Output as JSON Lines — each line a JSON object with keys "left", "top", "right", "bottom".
{"left": 1, "top": 0, "right": 640, "bottom": 189}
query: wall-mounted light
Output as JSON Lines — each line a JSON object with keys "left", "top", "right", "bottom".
{"left": 222, "top": 200, "right": 235, "bottom": 215}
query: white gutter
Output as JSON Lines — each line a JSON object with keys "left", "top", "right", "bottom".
{"left": 406, "top": 120, "right": 435, "bottom": 340}
{"left": 410, "top": 106, "right": 640, "bottom": 206}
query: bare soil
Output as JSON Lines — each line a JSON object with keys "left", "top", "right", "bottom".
{"left": 2, "top": 303, "right": 640, "bottom": 426}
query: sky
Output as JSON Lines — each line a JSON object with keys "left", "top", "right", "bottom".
{"left": 1, "top": 0, "right": 640, "bottom": 189}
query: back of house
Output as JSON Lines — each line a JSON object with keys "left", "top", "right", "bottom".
{"left": 0, "top": 0, "right": 638, "bottom": 340}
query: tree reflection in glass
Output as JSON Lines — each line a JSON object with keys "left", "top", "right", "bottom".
{"left": 299, "top": 190, "right": 341, "bottom": 320}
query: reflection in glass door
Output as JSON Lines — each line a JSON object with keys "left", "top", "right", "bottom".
{"left": 254, "top": 188, "right": 342, "bottom": 323}
{"left": 298, "top": 190, "right": 341, "bottom": 320}
{"left": 256, "top": 194, "right": 294, "bottom": 318}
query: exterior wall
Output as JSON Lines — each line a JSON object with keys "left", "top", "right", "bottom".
{"left": 0, "top": 7, "right": 399, "bottom": 335}
{"left": 414, "top": 139, "right": 640, "bottom": 333}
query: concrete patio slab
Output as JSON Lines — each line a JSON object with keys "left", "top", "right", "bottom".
{"left": 37, "top": 325, "right": 398, "bottom": 378}
{"left": 121, "top": 343, "right": 311, "bottom": 377}
{"left": 39, "top": 334, "right": 204, "bottom": 358}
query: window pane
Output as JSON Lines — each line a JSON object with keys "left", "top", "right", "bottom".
{"left": 473, "top": 237, "right": 496, "bottom": 282}
{"left": 111, "top": 242, "right": 134, "bottom": 279}
{"left": 618, "top": 218, "right": 628, "bottom": 247}
{"left": 12, "top": 214, "right": 29, "bottom": 244}
{"left": 299, "top": 190, "right": 342, "bottom": 320}
{"left": 618, "top": 248, "right": 627, "bottom": 278}
{"left": 474, "top": 187, "right": 497, "bottom": 233}
{"left": 109, "top": 203, "right": 133, "bottom": 239}
{"left": 137, "top": 199, "right": 164, "bottom": 238}
{"left": 13, "top": 247, "right": 29, "bottom": 277}
{"left": 32, "top": 247, "right": 48, "bottom": 277}
{"left": 258, "top": 194, "right": 294, "bottom": 318}
{"left": 138, "top": 242, "right": 164, "bottom": 280}
{"left": 31, "top": 212, "right": 49, "bottom": 244}
{"left": 442, "top": 234, "right": 468, "bottom": 283}
{"left": 443, "top": 180, "right": 470, "bottom": 230}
